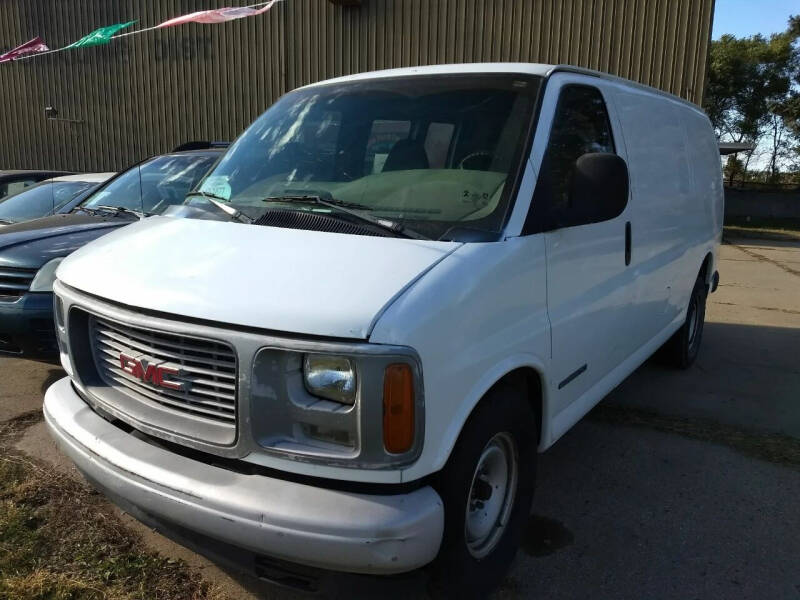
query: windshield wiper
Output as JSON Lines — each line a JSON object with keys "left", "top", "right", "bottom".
{"left": 261, "top": 194, "right": 431, "bottom": 240}
{"left": 273, "top": 190, "right": 374, "bottom": 211}
{"left": 74, "top": 206, "right": 104, "bottom": 216}
{"left": 184, "top": 191, "right": 253, "bottom": 224}
{"left": 90, "top": 205, "right": 146, "bottom": 219}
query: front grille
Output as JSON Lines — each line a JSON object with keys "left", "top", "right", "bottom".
{"left": 89, "top": 315, "right": 237, "bottom": 424}
{"left": 0, "top": 267, "right": 36, "bottom": 300}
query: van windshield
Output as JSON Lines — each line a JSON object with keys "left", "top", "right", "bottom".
{"left": 190, "top": 74, "right": 541, "bottom": 241}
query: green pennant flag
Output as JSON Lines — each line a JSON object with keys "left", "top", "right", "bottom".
{"left": 68, "top": 21, "right": 136, "bottom": 48}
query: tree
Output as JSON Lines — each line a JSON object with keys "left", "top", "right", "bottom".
{"left": 704, "top": 17, "right": 800, "bottom": 184}
{"left": 723, "top": 154, "right": 744, "bottom": 184}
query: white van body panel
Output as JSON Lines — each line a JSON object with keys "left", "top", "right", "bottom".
{"left": 528, "top": 74, "right": 643, "bottom": 429}
{"left": 610, "top": 82, "right": 722, "bottom": 338}
{"left": 511, "top": 72, "right": 724, "bottom": 452}
{"left": 47, "top": 64, "right": 724, "bottom": 576}
{"left": 51, "top": 63, "right": 723, "bottom": 487}
{"left": 56, "top": 216, "right": 460, "bottom": 340}
{"left": 370, "top": 235, "right": 551, "bottom": 480}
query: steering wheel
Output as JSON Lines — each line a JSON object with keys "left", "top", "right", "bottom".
{"left": 458, "top": 151, "right": 494, "bottom": 170}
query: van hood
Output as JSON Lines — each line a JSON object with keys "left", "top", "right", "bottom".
{"left": 0, "top": 213, "right": 130, "bottom": 270}
{"left": 57, "top": 217, "right": 460, "bottom": 339}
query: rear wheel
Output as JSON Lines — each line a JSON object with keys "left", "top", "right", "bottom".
{"left": 664, "top": 273, "right": 708, "bottom": 368}
{"left": 429, "top": 380, "right": 537, "bottom": 599}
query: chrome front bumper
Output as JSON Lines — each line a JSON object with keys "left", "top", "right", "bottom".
{"left": 44, "top": 377, "right": 444, "bottom": 575}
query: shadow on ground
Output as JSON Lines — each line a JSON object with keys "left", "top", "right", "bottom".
{"left": 606, "top": 321, "right": 800, "bottom": 438}
{"left": 39, "top": 367, "right": 66, "bottom": 395}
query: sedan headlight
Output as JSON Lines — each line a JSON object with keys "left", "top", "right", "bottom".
{"left": 29, "top": 257, "right": 64, "bottom": 292}
{"left": 303, "top": 354, "right": 356, "bottom": 404}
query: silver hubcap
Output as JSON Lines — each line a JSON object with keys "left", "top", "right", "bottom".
{"left": 465, "top": 432, "right": 518, "bottom": 559}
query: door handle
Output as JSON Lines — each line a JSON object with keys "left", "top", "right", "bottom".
{"left": 625, "top": 221, "right": 632, "bottom": 266}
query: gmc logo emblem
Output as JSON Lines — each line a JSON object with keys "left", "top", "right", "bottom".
{"left": 119, "top": 353, "right": 185, "bottom": 392}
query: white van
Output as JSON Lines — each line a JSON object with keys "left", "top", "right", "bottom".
{"left": 45, "top": 64, "right": 722, "bottom": 597}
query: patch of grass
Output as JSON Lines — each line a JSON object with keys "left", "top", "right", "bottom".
{"left": 0, "top": 411, "right": 231, "bottom": 600}
{"left": 590, "top": 404, "right": 800, "bottom": 469}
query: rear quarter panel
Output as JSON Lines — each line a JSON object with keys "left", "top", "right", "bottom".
{"left": 612, "top": 86, "right": 722, "bottom": 333}
{"left": 683, "top": 107, "right": 725, "bottom": 282}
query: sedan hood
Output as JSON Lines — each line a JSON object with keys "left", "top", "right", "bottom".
{"left": 0, "top": 213, "right": 130, "bottom": 269}
{"left": 58, "top": 217, "right": 460, "bottom": 339}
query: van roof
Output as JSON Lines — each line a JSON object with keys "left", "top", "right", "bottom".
{"left": 302, "top": 63, "right": 703, "bottom": 112}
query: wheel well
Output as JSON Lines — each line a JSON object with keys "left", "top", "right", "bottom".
{"left": 700, "top": 252, "right": 713, "bottom": 284}
{"left": 489, "top": 368, "right": 543, "bottom": 445}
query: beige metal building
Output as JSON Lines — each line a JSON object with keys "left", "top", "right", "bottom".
{"left": 0, "top": 0, "right": 715, "bottom": 171}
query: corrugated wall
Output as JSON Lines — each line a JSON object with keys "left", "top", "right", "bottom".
{"left": 0, "top": 0, "right": 715, "bottom": 172}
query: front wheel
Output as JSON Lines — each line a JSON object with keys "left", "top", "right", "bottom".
{"left": 429, "top": 380, "right": 537, "bottom": 599}
{"left": 663, "top": 273, "right": 708, "bottom": 368}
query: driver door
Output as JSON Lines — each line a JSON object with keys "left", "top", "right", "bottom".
{"left": 531, "top": 75, "right": 637, "bottom": 433}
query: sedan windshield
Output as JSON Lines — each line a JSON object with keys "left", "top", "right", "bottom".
{"left": 0, "top": 181, "right": 96, "bottom": 224}
{"left": 192, "top": 74, "right": 541, "bottom": 240}
{"left": 81, "top": 153, "right": 218, "bottom": 215}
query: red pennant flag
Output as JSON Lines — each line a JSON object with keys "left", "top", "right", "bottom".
{"left": 157, "top": 2, "right": 277, "bottom": 28}
{"left": 0, "top": 37, "right": 50, "bottom": 63}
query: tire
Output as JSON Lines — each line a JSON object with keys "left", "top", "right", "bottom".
{"left": 664, "top": 273, "right": 708, "bottom": 369}
{"left": 428, "top": 379, "right": 537, "bottom": 599}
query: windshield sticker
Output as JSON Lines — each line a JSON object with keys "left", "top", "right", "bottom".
{"left": 200, "top": 175, "right": 232, "bottom": 200}
{"left": 463, "top": 190, "right": 491, "bottom": 207}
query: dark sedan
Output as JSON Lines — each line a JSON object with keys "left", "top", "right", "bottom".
{"left": 0, "top": 147, "right": 223, "bottom": 358}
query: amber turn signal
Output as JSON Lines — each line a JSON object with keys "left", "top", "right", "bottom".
{"left": 383, "top": 363, "right": 415, "bottom": 454}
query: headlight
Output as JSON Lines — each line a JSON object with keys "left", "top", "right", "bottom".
{"left": 29, "top": 257, "right": 64, "bottom": 292}
{"left": 303, "top": 354, "right": 356, "bottom": 404}
{"left": 251, "top": 346, "right": 424, "bottom": 468}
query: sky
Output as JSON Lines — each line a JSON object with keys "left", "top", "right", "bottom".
{"left": 712, "top": 0, "right": 797, "bottom": 168}
{"left": 712, "top": 0, "right": 796, "bottom": 39}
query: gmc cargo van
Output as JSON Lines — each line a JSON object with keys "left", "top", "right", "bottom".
{"left": 45, "top": 64, "right": 722, "bottom": 597}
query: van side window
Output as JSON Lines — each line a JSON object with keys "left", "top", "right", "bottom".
{"left": 526, "top": 84, "right": 616, "bottom": 231}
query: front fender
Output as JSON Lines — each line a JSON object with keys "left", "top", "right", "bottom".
{"left": 370, "top": 236, "right": 552, "bottom": 482}
{"left": 433, "top": 353, "right": 554, "bottom": 471}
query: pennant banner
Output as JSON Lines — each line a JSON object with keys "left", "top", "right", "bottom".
{"left": 68, "top": 21, "right": 136, "bottom": 48}
{"left": 0, "top": 37, "right": 50, "bottom": 63}
{"left": 2, "top": 2, "right": 280, "bottom": 65}
{"left": 157, "top": 2, "right": 276, "bottom": 28}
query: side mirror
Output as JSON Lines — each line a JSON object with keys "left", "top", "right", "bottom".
{"left": 568, "top": 152, "right": 629, "bottom": 225}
